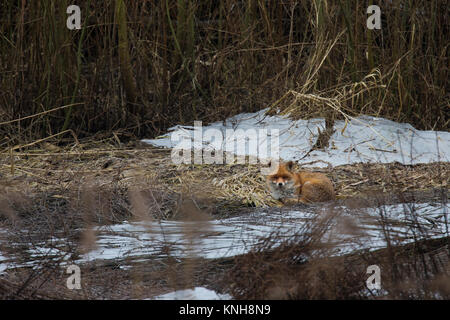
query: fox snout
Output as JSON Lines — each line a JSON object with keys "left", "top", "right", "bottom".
{"left": 272, "top": 178, "right": 288, "bottom": 188}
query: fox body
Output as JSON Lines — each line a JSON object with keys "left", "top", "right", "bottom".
{"left": 267, "top": 161, "right": 335, "bottom": 204}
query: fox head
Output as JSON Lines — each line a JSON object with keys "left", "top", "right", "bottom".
{"left": 266, "top": 161, "right": 295, "bottom": 188}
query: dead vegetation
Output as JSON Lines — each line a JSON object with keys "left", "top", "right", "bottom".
{"left": 0, "top": 0, "right": 448, "bottom": 300}
{"left": 224, "top": 238, "right": 450, "bottom": 299}
{"left": 1, "top": 1, "right": 448, "bottom": 145}
{"left": 0, "top": 139, "right": 448, "bottom": 299}
{"left": 0, "top": 135, "right": 448, "bottom": 222}
{"left": 224, "top": 206, "right": 450, "bottom": 300}
{"left": 0, "top": 136, "right": 447, "bottom": 300}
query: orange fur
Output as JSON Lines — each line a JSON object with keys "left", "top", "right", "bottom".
{"left": 266, "top": 161, "right": 335, "bottom": 204}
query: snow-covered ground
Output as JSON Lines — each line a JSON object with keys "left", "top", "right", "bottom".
{"left": 0, "top": 253, "right": 8, "bottom": 273}
{"left": 142, "top": 109, "right": 449, "bottom": 167}
{"left": 77, "top": 201, "right": 448, "bottom": 263}
{"left": 151, "top": 287, "right": 232, "bottom": 300}
{"left": 1, "top": 201, "right": 447, "bottom": 273}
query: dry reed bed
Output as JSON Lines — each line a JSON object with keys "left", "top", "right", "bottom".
{"left": 226, "top": 234, "right": 450, "bottom": 299}
{"left": 0, "top": 137, "right": 448, "bottom": 221}
{"left": 1, "top": 1, "right": 448, "bottom": 143}
{"left": 0, "top": 139, "right": 448, "bottom": 300}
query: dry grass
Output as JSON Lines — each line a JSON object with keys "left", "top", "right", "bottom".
{"left": 0, "top": 138, "right": 448, "bottom": 299}
{"left": 0, "top": 1, "right": 448, "bottom": 145}
{"left": 0, "top": 0, "right": 448, "bottom": 300}
{"left": 0, "top": 136, "right": 450, "bottom": 218}
{"left": 225, "top": 208, "right": 450, "bottom": 300}
{"left": 0, "top": 136, "right": 448, "bottom": 219}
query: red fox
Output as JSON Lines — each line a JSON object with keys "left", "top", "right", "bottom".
{"left": 266, "top": 161, "right": 335, "bottom": 204}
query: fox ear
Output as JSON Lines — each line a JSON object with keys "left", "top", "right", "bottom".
{"left": 286, "top": 161, "right": 294, "bottom": 171}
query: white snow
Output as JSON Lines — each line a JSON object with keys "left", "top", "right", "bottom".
{"left": 142, "top": 109, "right": 450, "bottom": 167}
{"left": 0, "top": 253, "right": 8, "bottom": 273}
{"left": 79, "top": 201, "right": 449, "bottom": 263}
{"left": 0, "top": 237, "right": 71, "bottom": 274}
{"left": 152, "top": 287, "right": 232, "bottom": 300}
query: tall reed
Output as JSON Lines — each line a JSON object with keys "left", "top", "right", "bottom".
{"left": 0, "top": 1, "right": 447, "bottom": 144}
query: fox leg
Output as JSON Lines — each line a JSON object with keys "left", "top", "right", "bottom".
{"left": 282, "top": 197, "right": 299, "bottom": 205}
{"left": 282, "top": 195, "right": 310, "bottom": 205}
{"left": 278, "top": 182, "right": 314, "bottom": 205}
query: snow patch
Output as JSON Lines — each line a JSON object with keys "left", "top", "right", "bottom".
{"left": 142, "top": 109, "right": 450, "bottom": 167}
{"left": 152, "top": 287, "right": 232, "bottom": 300}
{"left": 79, "top": 201, "right": 449, "bottom": 263}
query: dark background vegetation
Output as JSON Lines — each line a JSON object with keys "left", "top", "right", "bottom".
{"left": 0, "top": 0, "right": 448, "bottom": 146}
